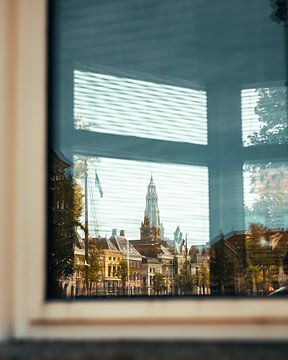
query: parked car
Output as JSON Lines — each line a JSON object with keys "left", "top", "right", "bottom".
{"left": 268, "top": 285, "right": 288, "bottom": 296}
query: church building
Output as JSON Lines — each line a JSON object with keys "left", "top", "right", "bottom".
{"left": 140, "top": 175, "right": 164, "bottom": 242}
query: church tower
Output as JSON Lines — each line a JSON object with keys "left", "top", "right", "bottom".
{"left": 140, "top": 175, "right": 163, "bottom": 242}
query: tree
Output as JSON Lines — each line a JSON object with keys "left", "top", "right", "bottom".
{"left": 245, "top": 224, "right": 282, "bottom": 295}
{"left": 270, "top": 0, "right": 287, "bottom": 27}
{"left": 73, "top": 182, "right": 84, "bottom": 222}
{"left": 174, "top": 269, "right": 195, "bottom": 295}
{"left": 248, "top": 86, "right": 288, "bottom": 146}
{"left": 116, "top": 259, "right": 128, "bottom": 295}
{"left": 197, "top": 264, "right": 210, "bottom": 294}
{"left": 210, "top": 238, "right": 235, "bottom": 295}
{"left": 189, "top": 246, "right": 199, "bottom": 263}
{"left": 152, "top": 272, "right": 167, "bottom": 295}
{"left": 47, "top": 152, "right": 84, "bottom": 297}
{"left": 245, "top": 86, "right": 288, "bottom": 230}
{"left": 87, "top": 246, "right": 102, "bottom": 295}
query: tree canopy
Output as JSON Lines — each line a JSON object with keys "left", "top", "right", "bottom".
{"left": 248, "top": 86, "right": 288, "bottom": 146}
{"left": 152, "top": 272, "right": 167, "bottom": 295}
{"left": 174, "top": 268, "right": 195, "bottom": 295}
{"left": 245, "top": 85, "right": 288, "bottom": 230}
{"left": 48, "top": 155, "right": 84, "bottom": 297}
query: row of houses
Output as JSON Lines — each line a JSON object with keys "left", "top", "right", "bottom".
{"left": 50, "top": 151, "right": 288, "bottom": 298}
{"left": 62, "top": 226, "right": 288, "bottom": 298}
{"left": 63, "top": 230, "right": 210, "bottom": 297}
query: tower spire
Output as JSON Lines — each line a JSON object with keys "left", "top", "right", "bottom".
{"left": 140, "top": 175, "right": 163, "bottom": 242}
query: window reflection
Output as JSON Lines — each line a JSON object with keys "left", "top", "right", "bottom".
{"left": 244, "top": 162, "right": 288, "bottom": 229}
{"left": 241, "top": 86, "right": 288, "bottom": 146}
{"left": 48, "top": 151, "right": 288, "bottom": 297}
{"left": 48, "top": 0, "right": 288, "bottom": 299}
{"left": 210, "top": 226, "right": 288, "bottom": 296}
{"left": 74, "top": 70, "right": 207, "bottom": 145}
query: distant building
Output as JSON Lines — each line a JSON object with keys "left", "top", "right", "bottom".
{"left": 130, "top": 240, "right": 174, "bottom": 295}
{"left": 173, "top": 226, "right": 183, "bottom": 244}
{"left": 89, "top": 237, "right": 123, "bottom": 296}
{"left": 190, "top": 244, "right": 210, "bottom": 295}
{"left": 69, "top": 174, "right": 205, "bottom": 297}
{"left": 210, "top": 228, "right": 288, "bottom": 296}
{"left": 140, "top": 258, "right": 162, "bottom": 295}
{"left": 140, "top": 176, "right": 163, "bottom": 242}
{"left": 110, "top": 230, "right": 143, "bottom": 295}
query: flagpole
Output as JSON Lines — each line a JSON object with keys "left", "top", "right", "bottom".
{"left": 127, "top": 237, "right": 130, "bottom": 295}
{"left": 84, "top": 159, "right": 89, "bottom": 295}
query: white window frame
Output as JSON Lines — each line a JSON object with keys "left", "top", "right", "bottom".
{"left": 1, "top": 0, "right": 288, "bottom": 341}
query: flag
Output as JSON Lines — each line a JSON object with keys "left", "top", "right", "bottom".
{"left": 95, "top": 170, "right": 103, "bottom": 197}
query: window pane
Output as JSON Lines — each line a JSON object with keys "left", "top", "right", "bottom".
{"left": 243, "top": 161, "right": 288, "bottom": 230}
{"left": 75, "top": 156, "right": 209, "bottom": 244}
{"left": 49, "top": 0, "right": 288, "bottom": 298}
{"left": 74, "top": 70, "right": 207, "bottom": 145}
{"left": 241, "top": 86, "right": 288, "bottom": 146}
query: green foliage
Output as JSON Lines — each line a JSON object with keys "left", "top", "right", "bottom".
{"left": 116, "top": 259, "right": 128, "bottom": 281}
{"left": 48, "top": 159, "right": 84, "bottom": 297}
{"left": 197, "top": 264, "right": 210, "bottom": 290}
{"left": 245, "top": 86, "right": 288, "bottom": 230}
{"left": 152, "top": 272, "right": 167, "bottom": 295}
{"left": 270, "top": 0, "right": 287, "bottom": 26}
{"left": 248, "top": 86, "right": 288, "bottom": 146}
{"left": 245, "top": 224, "right": 281, "bottom": 294}
{"left": 210, "top": 240, "right": 235, "bottom": 295}
{"left": 87, "top": 246, "right": 102, "bottom": 283}
{"left": 116, "top": 259, "right": 128, "bottom": 294}
{"left": 174, "top": 269, "right": 195, "bottom": 295}
{"left": 189, "top": 246, "right": 199, "bottom": 263}
{"left": 85, "top": 246, "right": 103, "bottom": 295}
{"left": 73, "top": 182, "right": 84, "bottom": 221}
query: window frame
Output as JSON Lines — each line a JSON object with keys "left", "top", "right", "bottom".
{"left": 2, "top": 0, "right": 288, "bottom": 341}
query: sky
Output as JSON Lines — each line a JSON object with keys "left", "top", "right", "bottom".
{"left": 77, "top": 157, "right": 209, "bottom": 246}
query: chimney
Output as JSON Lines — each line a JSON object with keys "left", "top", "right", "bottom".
{"left": 120, "top": 230, "right": 125, "bottom": 237}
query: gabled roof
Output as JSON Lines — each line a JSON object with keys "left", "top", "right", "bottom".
{"left": 160, "top": 245, "right": 173, "bottom": 257}
{"left": 90, "top": 237, "right": 119, "bottom": 251}
{"left": 130, "top": 240, "right": 173, "bottom": 258}
{"left": 110, "top": 236, "right": 143, "bottom": 259}
{"left": 130, "top": 242, "right": 160, "bottom": 258}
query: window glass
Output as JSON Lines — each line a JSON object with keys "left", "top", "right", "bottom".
{"left": 74, "top": 70, "right": 207, "bottom": 145}
{"left": 48, "top": 0, "right": 287, "bottom": 298}
{"left": 74, "top": 156, "right": 209, "bottom": 243}
{"left": 243, "top": 161, "right": 288, "bottom": 229}
{"left": 241, "top": 86, "right": 288, "bottom": 146}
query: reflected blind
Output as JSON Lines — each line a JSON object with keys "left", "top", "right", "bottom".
{"left": 74, "top": 70, "right": 207, "bottom": 145}
{"left": 241, "top": 88, "right": 260, "bottom": 146}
